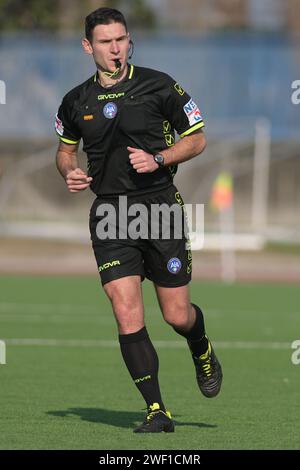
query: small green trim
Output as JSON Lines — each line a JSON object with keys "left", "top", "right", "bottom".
{"left": 60, "top": 136, "right": 80, "bottom": 145}
{"left": 180, "top": 121, "right": 204, "bottom": 138}
{"left": 128, "top": 64, "right": 134, "bottom": 79}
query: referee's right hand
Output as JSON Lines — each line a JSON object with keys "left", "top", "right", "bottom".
{"left": 65, "top": 168, "right": 93, "bottom": 193}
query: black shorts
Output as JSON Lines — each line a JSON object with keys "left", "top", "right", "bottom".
{"left": 89, "top": 184, "right": 192, "bottom": 287}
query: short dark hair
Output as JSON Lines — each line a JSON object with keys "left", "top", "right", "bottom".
{"left": 85, "top": 7, "right": 127, "bottom": 42}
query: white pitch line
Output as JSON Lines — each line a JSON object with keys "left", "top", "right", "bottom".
{"left": 2, "top": 338, "right": 292, "bottom": 349}
{"left": 0, "top": 302, "right": 299, "bottom": 318}
{"left": 0, "top": 303, "right": 99, "bottom": 314}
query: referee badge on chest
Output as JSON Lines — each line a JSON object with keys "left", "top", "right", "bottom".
{"left": 103, "top": 102, "right": 118, "bottom": 119}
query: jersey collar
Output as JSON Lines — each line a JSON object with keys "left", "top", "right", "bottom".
{"left": 93, "top": 63, "right": 134, "bottom": 86}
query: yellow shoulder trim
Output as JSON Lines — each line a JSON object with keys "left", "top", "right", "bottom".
{"left": 128, "top": 64, "right": 134, "bottom": 80}
{"left": 180, "top": 121, "right": 204, "bottom": 138}
{"left": 60, "top": 136, "right": 80, "bottom": 145}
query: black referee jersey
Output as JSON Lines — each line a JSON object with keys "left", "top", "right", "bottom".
{"left": 55, "top": 64, "right": 204, "bottom": 197}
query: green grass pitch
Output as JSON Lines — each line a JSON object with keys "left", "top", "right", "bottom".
{"left": 0, "top": 275, "right": 299, "bottom": 450}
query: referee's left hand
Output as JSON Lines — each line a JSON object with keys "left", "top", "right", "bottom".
{"left": 127, "top": 146, "right": 159, "bottom": 173}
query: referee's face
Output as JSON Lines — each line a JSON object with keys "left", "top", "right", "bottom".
{"left": 82, "top": 22, "right": 130, "bottom": 74}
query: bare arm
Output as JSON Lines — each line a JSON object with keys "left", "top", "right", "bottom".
{"left": 128, "top": 130, "right": 206, "bottom": 173}
{"left": 56, "top": 141, "right": 92, "bottom": 193}
{"left": 159, "top": 130, "right": 206, "bottom": 166}
{"left": 56, "top": 141, "right": 79, "bottom": 179}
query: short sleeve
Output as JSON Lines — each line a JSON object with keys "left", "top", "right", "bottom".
{"left": 55, "top": 97, "right": 81, "bottom": 144}
{"left": 162, "top": 78, "right": 205, "bottom": 138}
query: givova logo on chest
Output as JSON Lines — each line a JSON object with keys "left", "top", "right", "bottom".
{"left": 98, "top": 92, "right": 125, "bottom": 100}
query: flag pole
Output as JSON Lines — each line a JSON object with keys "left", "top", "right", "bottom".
{"left": 219, "top": 204, "right": 236, "bottom": 284}
{"left": 210, "top": 172, "right": 236, "bottom": 283}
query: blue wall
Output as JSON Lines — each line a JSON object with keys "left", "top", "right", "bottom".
{"left": 0, "top": 32, "right": 299, "bottom": 140}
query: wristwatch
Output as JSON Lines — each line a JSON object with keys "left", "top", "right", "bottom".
{"left": 153, "top": 153, "right": 165, "bottom": 167}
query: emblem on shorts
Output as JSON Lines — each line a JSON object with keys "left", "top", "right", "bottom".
{"left": 167, "top": 257, "right": 182, "bottom": 274}
{"left": 103, "top": 102, "right": 118, "bottom": 119}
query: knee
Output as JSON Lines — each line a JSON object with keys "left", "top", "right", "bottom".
{"left": 113, "top": 297, "right": 136, "bottom": 317}
{"left": 103, "top": 278, "right": 144, "bottom": 334}
{"left": 162, "top": 303, "right": 193, "bottom": 331}
{"left": 106, "top": 285, "right": 135, "bottom": 317}
{"left": 112, "top": 296, "right": 144, "bottom": 334}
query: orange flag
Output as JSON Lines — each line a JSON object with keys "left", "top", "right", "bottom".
{"left": 210, "top": 172, "right": 233, "bottom": 211}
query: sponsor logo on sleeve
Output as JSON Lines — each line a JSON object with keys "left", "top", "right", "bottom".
{"left": 183, "top": 99, "right": 202, "bottom": 126}
{"left": 55, "top": 113, "right": 64, "bottom": 136}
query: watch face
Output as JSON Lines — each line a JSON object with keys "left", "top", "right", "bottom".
{"left": 154, "top": 154, "right": 164, "bottom": 165}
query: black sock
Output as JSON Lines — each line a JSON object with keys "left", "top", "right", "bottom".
{"left": 118, "top": 326, "right": 165, "bottom": 411}
{"left": 173, "top": 303, "right": 209, "bottom": 356}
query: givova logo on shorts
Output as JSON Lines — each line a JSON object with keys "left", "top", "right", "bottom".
{"left": 98, "top": 260, "right": 121, "bottom": 272}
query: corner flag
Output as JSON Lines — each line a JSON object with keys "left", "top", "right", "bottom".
{"left": 210, "top": 172, "right": 233, "bottom": 211}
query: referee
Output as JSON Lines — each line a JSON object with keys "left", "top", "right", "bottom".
{"left": 55, "top": 7, "right": 222, "bottom": 433}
